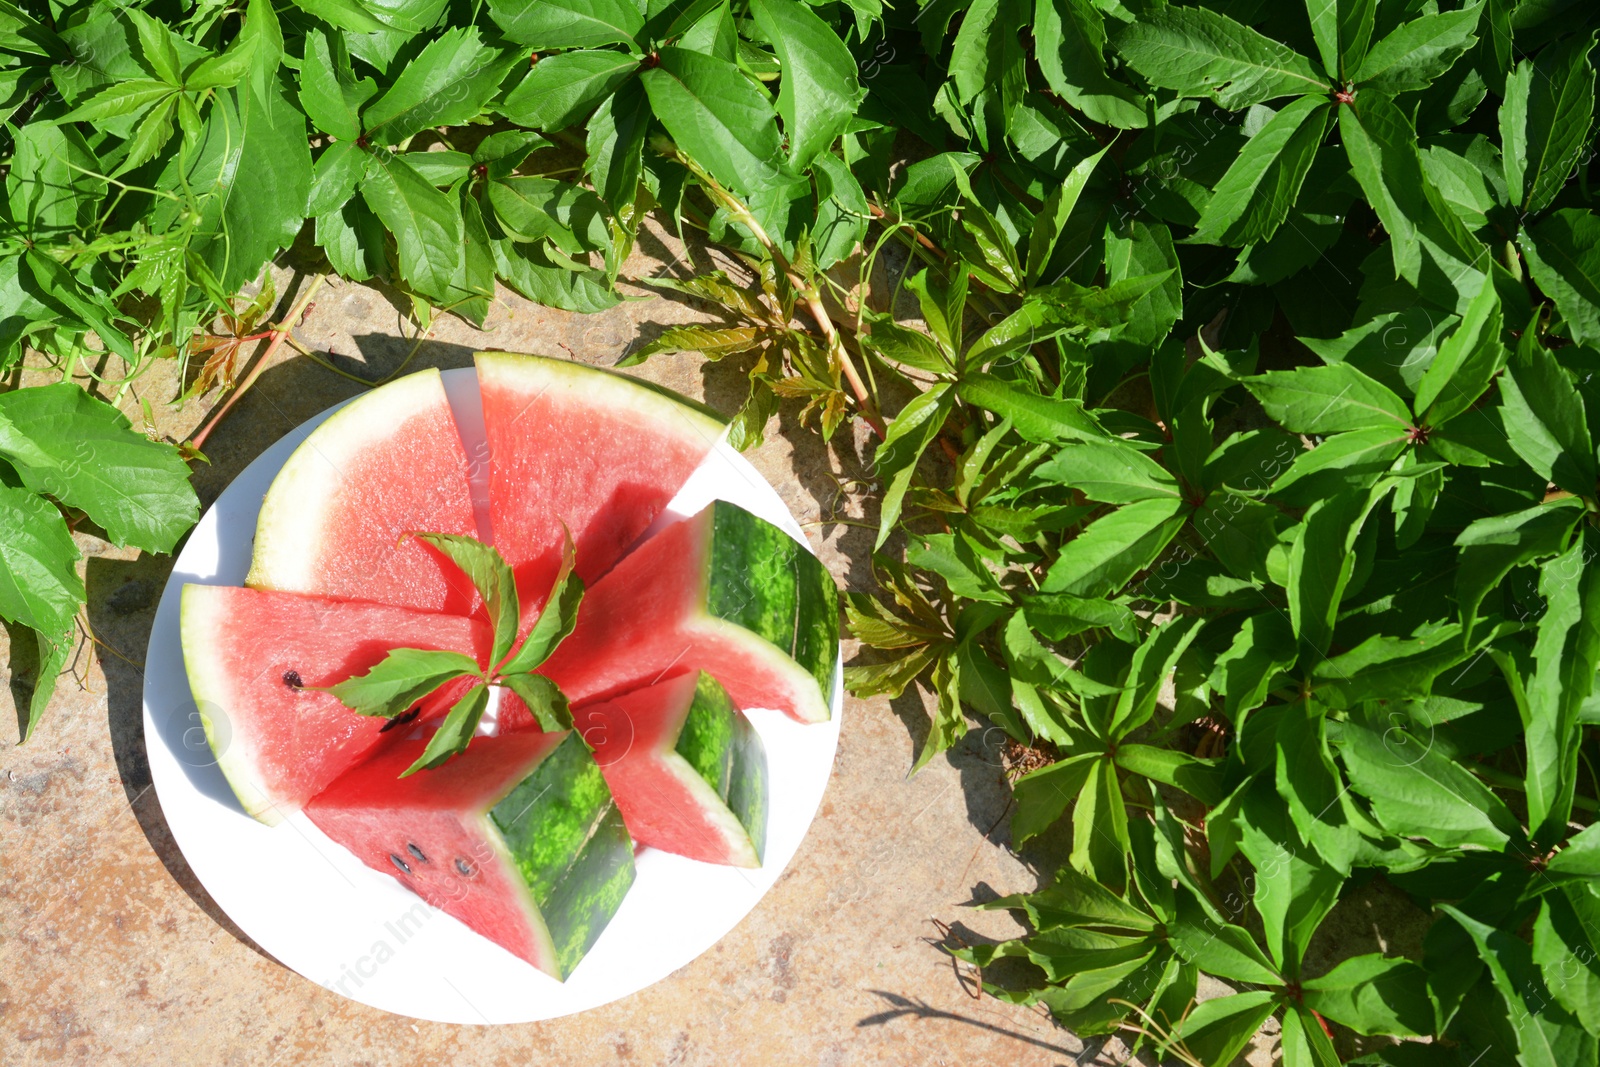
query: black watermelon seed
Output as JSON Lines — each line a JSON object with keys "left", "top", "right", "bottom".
{"left": 389, "top": 853, "right": 412, "bottom": 875}
{"left": 406, "top": 843, "right": 428, "bottom": 863}
{"left": 454, "top": 858, "right": 475, "bottom": 877}
{"left": 380, "top": 707, "right": 421, "bottom": 733}
{"left": 282, "top": 670, "right": 303, "bottom": 689}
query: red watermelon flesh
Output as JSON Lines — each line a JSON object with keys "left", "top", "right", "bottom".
{"left": 180, "top": 585, "right": 491, "bottom": 824}
{"left": 535, "top": 671, "right": 768, "bottom": 868}
{"left": 306, "top": 728, "right": 636, "bottom": 980}
{"left": 247, "top": 368, "right": 482, "bottom": 615}
{"left": 475, "top": 352, "right": 724, "bottom": 629}
{"left": 536, "top": 501, "right": 839, "bottom": 724}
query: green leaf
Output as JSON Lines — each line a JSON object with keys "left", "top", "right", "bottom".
{"left": 748, "top": 0, "right": 861, "bottom": 170}
{"left": 308, "top": 139, "right": 372, "bottom": 218}
{"left": 298, "top": 28, "right": 376, "bottom": 141}
{"left": 641, "top": 47, "right": 784, "bottom": 195}
{"left": 1011, "top": 752, "right": 1097, "bottom": 843}
{"left": 189, "top": 0, "right": 283, "bottom": 91}
{"left": 151, "top": 82, "right": 311, "bottom": 293}
{"left": 586, "top": 76, "right": 651, "bottom": 212}
{"left": 1412, "top": 274, "right": 1504, "bottom": 426}
{"left": 1302, "top": 953, "right": 1435, "bottom": 1036}
{"left": 1523, "top": 209, "right": 1600, "bottom": 349}
{"left": 286, "top": 0, "right": 388, "bottom": 34}
{"left": 1191, "top": 95, "right": 1330, "bottom": 247}
{"left": 1209, "top": 611, "right": 1297, "bottom": 718}
{"left": 1307, "top": 0, "right": 1377, "bottom": 80}
{"left": 1024, "top": 593, "right": 1139, "bottom": 644}
{"left": 1521, "top": 531, "right": 1600, "bottom": 843}
{"left": 1499, "top": 324, "right": 1596, "bottom": 499}
{"left": 1027, "top": 148, "right": 1106, "bottom": 287}
{"left": 947, "top": 0, "right": 1027, "bottom": 131}
{"left": 0, "top": 484, "right": 83, "bottom": 638}
{"left": 907, "top": 532, "right": 1009, "bottom": 605}
{"left": 1101, "top": 221, "right": 1182, "bottom": 347}
{"left": 501, "top": 50, "right": 639, "bottom": 131}
{"left": 501, "top": 527, "right": 584, "bottom": 674}
{"left": 323, "top": 647, "right": 482, "bottom": 718}
{"left": 1312, "top": 625, "right": 1474, "bottom": 709}
{"left": 0, "top": 383, "right": 198, "bottom": 553}
{"left": 1245, "top": 362, "right": 1411, "bottom": 433}
{"left": 499, "top": 671, "right": 573, "bottom": 732}
{"left": 1170, "top": 898, "right": 1281, "bottom": 984}
{"left": 955, "top": 375, "right": 1106, "bottom": 443}
{"left": 1033, "top": 0, "right": 1147, "bottom": 128}
{"left": 487, "top": 176, "right": 610, "bottom": 253}
{"left": 1441, "top": 904, "right": 1600, "bottom": 1067}
{"left": 910, "top": 653, "right": 966, "bottom": 773}
{"left": 1071, "top": 758, "right": 1130, "bottom": 891}
{"left": 844, "top": 644, "right": 940, "bottom": 699}
{"left": 16, "top": 623, "right": 74, "bottom": 744}
{"left": 401, "top": 682, "right": 492, "bottom": 776}
{"left": 1170, "top": 990, "right": 1279, "bottom": 1067}
{"left": 488, "top": 0, "right": 644, "bottom": 49}
{"left": 19, "top": 251, "right": 135, "bottom": 365}
{"left": 1113, "top": 743, "right": 1223, "bottom": 804}
{"left": 873, "top": 384, "right": 953, "bottom": 549}
{"left": 6, "top": 121, "right": 101, "bottom": 236}
{"left": 492, "top": 239, "right": 622, "bottom": 313}
{"left": 1500, "top": 30, "right": 1596, "bottom": 215}
{"left": 859, "top": 319, "right": 952, "bottom": 374}
{"left": 1235, "top": 775, "right": 1344, "bottom": 974}
{"left": 1455, "top": 498, "right": 1583, "bottom": 640}
{"left": 1279, "top": 1004, "right": 1340, "bottom": 1067}
{"left": 361, "top": 152, "right": 464, "bottom": 303}
{"left": 362, "top": 27, "right": 514, "bottom": 146}
{"left": 1287, "top": 487, "right": 1382, "bottom": 659}
{"left": 986, "top": 864, "right": 1158, "bottom": 931}
{"left": 1354, "top": 3, "right": 1484, "bottom": 92}
{"left": 1109, "top": 616, "right": 1204, "bottom": 737}
{"left": 409, "top": 533, "right": 519, "bottom": 666}
{"left": 1110, "top": 5, "right": 1327, "bottom": 109}
{"left": 56, "top": 78, "right": 176, "bottom": 124}
{"left": 1532, "top": 886, "right": 1600, "bottom": 1033}
{"left": 1336, "top": 709, "right": 1520, "bottom": 850}
{"left": 1042, "top": 497, "right": 1188, "bottom": 599}
{"left": 1034, "top": 440, "right": 1179, "bottom": 503}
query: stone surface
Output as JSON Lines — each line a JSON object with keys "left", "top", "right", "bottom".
{"left": 0, "top": 225, "right": 1148, "bottom": 1065}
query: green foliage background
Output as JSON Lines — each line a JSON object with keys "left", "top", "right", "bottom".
{"left": 3, "top": 0, "right": 1600, "bottom": 1060}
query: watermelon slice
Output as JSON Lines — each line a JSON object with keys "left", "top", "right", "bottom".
{"left": 538, "top": 501, "right": 839, "bottom": 723}
{"left": 476, "top": 352, "right": 725, "bottom": 623}
{"left": 179, "top": 585, "right": 491, "bottom": 824}
{"left": 569, "top": 671, "right": 767, "bottom": 868}
{"left": 305, "top": 729, "right": 635, "bottom": 980}
{"left": 247, "top": 368, "right": 481, "bottom": 614}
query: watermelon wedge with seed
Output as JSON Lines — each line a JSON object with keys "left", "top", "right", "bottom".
{"left": 306, "top": 729, "right": 635, "bottom": 980}
{"left": 179, "top": 585, "right": 490, "bottom": 824}
{"left": 508, "top": 671, "right": 768, "bottom": 867}
{"left": 476, "top": 352, "right": 725, "bottom": 625}
{"left": 539, "top": 501, "right": 839, "bottom": 723}
{"left": 247, "top": 368, "right": 481, "bottom": 614}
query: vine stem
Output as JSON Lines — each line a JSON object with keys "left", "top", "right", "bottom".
{"left": 662, "top": 143, "right": 885, "bottom": 439}
{"left": 188, "top": 274, "right": 326, "bottom": 452}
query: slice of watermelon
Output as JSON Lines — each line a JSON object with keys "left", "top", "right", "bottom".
{"left": 570, "top": 671, "right": 767, "bottom": 868}
{"left": 305, "top": 729, "right": 636, "bottom": 980}
{"left": 180, "top": 585, "right": 491, "bottom": 824}
{"left": 538, "top": 501, "right": 839, "bottom": 724}
{"left": 475, "top": 352, "right": 725, "bottom": 622}
{"left": 247, "top": 368, "right": 481, "bottom": 614}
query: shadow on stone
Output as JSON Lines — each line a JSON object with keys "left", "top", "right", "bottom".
{"left": 856, "top": 988, "right": 1084, "bottom": 1059}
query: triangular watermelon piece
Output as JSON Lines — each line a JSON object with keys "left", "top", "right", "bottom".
{"left": 180, "top": 585, "right": 490, "bottom": 824}
{"left": 537, "top": 501, "right": 839, "bottom": 723}
{"left": 305, "top": 729, "right": 635, "bottom": 980}
{"left": 561, "top": 671, "right": 768, "bottom": 868}
{"left": 475, "top": 352, "right": 725, "bottom": 625}
{"left": 247, "top": 368, "right": 481, "bottom": 614}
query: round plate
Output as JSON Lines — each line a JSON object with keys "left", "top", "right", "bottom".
{"left": 141, "top": 367, "right": 843, "bottom": 1023}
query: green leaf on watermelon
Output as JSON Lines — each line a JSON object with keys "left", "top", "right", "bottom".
{"left": 500, "top": 525, "right": 585, "bottom": 674}
{"left": 499, "top": 671, "right": 573, "bottom": 733}
{"left": 322, "top": 647, "right": 483, "bottom": 718}
{"left": 401, "top": 682, "right": 492, "bottom": 777}
{"left": 408, "top": 532, "right": 520, "bottom": 666}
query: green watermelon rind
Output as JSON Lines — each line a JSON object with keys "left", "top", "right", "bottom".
{"left": 700, "top": 501, "right": 841, "bottom": 723}
{"left": 178, "top": 584, "right": 280, "bottom": 825}
{"left": 488, "top": 731, "right": 637, "bottom": 980}
{"left": 475, "top": 349, "right": 731, "bottom": 433}
{"left": 672, "top": 672, "right": 768, "bottom": 867}
{"left": 245, "top": 368, "right": 454, "bottom": 595}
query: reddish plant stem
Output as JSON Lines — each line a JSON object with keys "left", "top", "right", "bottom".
{"left": 189, "top": 276, "right": 325, "bottom": 452}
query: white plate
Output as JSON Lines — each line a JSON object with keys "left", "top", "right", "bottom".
{"left": 141, "top": 367, "right": 843, "bottom": 1023}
